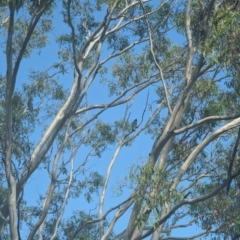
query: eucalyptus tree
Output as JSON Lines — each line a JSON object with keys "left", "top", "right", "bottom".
{"left": 1, "top": 0, "right": 240, "bottom": 239}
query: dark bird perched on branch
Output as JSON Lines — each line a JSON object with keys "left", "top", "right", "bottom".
{"left": 131, "top": 119, "right": 137, "bottom": 131}
{"left": 27, "top": 97, "right": 33, "bottom": 111}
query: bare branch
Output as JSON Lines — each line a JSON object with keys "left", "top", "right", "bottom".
{"left": 174, "top": 114, "right": 240, "bottom": 135}
{"left": 50, "top": 147, "right": 75, "bottom": 240}
{"left": 27, "top": 119, "right": 72, "bottom": 240}
{"left": 171, "top": 117, "right": 240, "bottom": 190}
{"left": 70, "top": 196, "right": 134, "bottom": 240}
{"left": 5, "top": 6, "right": 18, "bottom": 239}
{"left": 185, "top": 0, "right": 195, "bottom": 84}
{"left": 12, "top": 0, "right": 54, "bottom": 97}
{"left": 138, "top": 0, "right": 172, "bottom": 114}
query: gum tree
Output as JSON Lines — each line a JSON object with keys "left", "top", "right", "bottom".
{"left": 1, "top": 0, "right": 240, "bottom": 239}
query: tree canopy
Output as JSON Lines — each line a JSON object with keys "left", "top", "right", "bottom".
{"left": 1, "top": 0, "right": 240, "bottom": 239}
